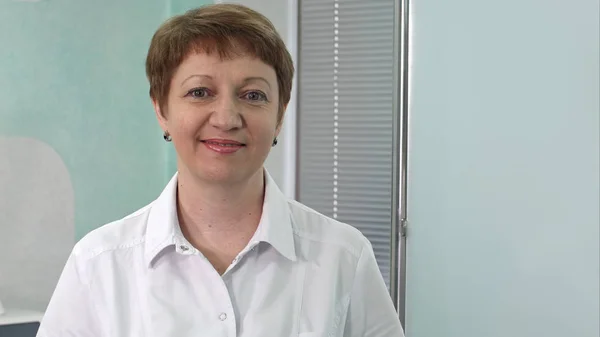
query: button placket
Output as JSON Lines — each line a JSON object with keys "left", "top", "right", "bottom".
{"left": 217, "top": 275, "right": 237, "bottom": 336}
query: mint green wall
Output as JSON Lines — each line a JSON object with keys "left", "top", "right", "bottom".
{"left": 0, "top": 0, "right": 209, "bottom": 240}
{"left": 405, "top": 0, "right": 599, "bottom": 336}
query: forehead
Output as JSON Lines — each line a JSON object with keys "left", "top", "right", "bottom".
{"left": 172, "top": 52, "right": 277, "bottom": 83}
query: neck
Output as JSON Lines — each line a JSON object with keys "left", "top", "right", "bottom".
{"left": 175, "top": 166, "right": 265, "bottom": 245}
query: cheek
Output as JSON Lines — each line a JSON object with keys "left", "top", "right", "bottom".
{"left": 249, "top": 118, "right": 278, "bottom": 142}
{"left": 167, "top": 106, "right": 202, "bottom": 135}
{"left": 175, "top": 116, "right": 198, "bottom": 135}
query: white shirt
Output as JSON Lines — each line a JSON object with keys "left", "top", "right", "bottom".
{"left": 37, "top": 170, "right": 404, "bottom": 337}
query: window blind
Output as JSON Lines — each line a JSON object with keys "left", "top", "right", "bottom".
{"left": 297, "top": 0, "right": 396, "bottom": 288}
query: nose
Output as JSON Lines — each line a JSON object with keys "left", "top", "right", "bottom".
{"left": 209, "top": 95, "right": 243, "bottom": 131}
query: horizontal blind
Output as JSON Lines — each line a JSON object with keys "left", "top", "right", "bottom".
{"left": 298, "top": 0, "right": 396, "bottom": 288}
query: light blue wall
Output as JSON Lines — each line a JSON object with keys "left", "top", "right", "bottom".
{"left": 0, "top": 0, "right": 210, "bottom": 312}
{"left": 405, "top": 0, "right": 599, "bottom": 336}
{"left": 0, "top": 0, "right": 209, "bottom": 240}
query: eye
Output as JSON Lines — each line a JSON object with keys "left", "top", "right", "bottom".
{"left": 187, "top": 88, "right": 210, "bottom": 98}
{"left": 243, "top": 91, "right": 268, "bottom": 102}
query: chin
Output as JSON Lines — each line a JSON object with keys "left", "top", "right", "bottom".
{"left": 179, "top": 152, "right": 264, "bottom": 185}
{"left": 194, "top": 165, "right": 256, "bottom": 185}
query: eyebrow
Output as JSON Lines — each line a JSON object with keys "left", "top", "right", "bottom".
{"left": 181, "top": 75, "right": 272, "bottom": 90}
{"left": 181, "top": 74, "right": 213, "bottom": 86}
{"left": 242, "top": 77, "right": 272, "bottom": 90}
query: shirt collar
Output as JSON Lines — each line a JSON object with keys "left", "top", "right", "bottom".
{"left": 252, "top": 169, "right": 297, "bottom": 262}
{"left": 144, "top": 173, "right": 180, "bottom": 267}
{"left": 144, "top": 169, "right": 297, "bottom": 267}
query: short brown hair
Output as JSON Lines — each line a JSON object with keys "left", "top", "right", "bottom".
{"left": 145, "top": 4, "right": 294, "bottom": 123}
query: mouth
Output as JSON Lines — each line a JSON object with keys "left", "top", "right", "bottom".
{"left": 201, "top": 139, "right": 246, "bottom": 154}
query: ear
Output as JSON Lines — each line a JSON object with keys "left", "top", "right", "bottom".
{"left": 152, "top": 98, "right": 168, "bottom": 131}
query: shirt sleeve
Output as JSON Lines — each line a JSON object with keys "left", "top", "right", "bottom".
{"left": 36, "top": 251, "right": 102, "bottom": 337}
{"left": 344, "top": 240, "right": 405, "bottom": 337}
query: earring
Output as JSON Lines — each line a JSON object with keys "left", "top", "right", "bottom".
{"left": 163, "top": 131, "right": 172, "bottom": 142}
{"left": 272, "top": 137, "right": 278, "bottom": 147}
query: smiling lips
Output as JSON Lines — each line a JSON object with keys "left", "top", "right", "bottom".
{"left": 201, "top": 139, "right": 245, "bottom": 154}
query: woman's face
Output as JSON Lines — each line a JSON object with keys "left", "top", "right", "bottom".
{"left": 154, "top": 51, "right": 282, "bottom": 185}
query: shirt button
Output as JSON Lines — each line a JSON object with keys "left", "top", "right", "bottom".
{"left": 180, "top": 245, "right": 189, "bottom": 252}
{"left": 219, "top": 313, "right": 227, "bottom": 321}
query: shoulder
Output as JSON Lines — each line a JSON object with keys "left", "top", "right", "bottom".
{"left": 71, "top": 203, "right": 153, "bottom": 261}
{"left": 287, "top": 199, "right": 371, "bottom": 259}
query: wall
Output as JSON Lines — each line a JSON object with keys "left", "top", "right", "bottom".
{"left": 0, "top": 0, "right": 287, "bottom": 312}
{"left": 405, "top": 0, "right": 599, "bottom": 336}
{"left": 0, "top": 0, "right": 209, "bottom": 312}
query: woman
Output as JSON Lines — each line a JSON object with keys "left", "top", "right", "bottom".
{"left": 37, "top": 4, "right": 404, "bottom": 337}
